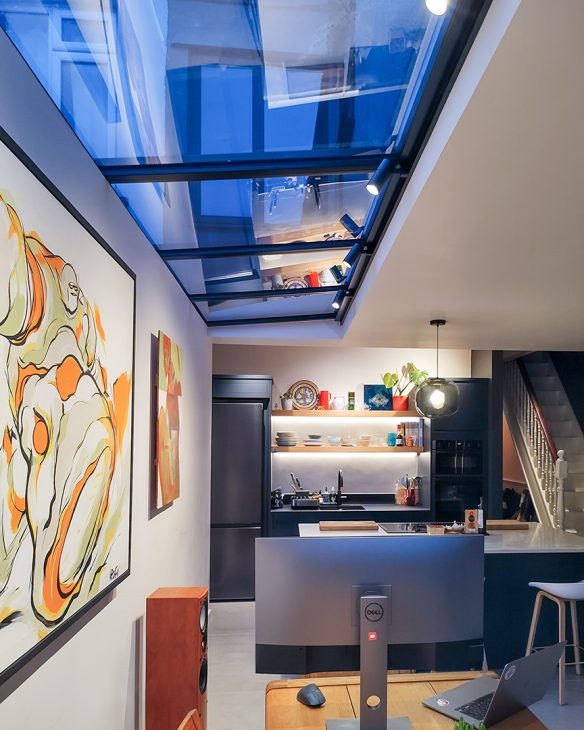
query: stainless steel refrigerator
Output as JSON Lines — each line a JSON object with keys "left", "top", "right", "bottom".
{"left": 210, "top": 376, "right": 272, "bottom": 600}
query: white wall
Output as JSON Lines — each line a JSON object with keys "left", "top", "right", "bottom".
{"left": 213, "top": 345, "right": 470, "bottom": 496}
{"left": 213, "top": 344, "right": 471, "bottom": 405}
{"left": 0, "top": 31, "right": 211, "bottom": 730}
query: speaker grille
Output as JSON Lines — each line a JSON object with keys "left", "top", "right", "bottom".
{"left": 199, "top": 598, "right": 208, "bottom": 635}
{"left": 199, "top": 656, "right": 208, "bottom": 695}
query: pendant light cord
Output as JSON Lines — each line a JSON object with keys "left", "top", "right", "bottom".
{"left": 436, "top": 323, "right": 439, "bottom": 378}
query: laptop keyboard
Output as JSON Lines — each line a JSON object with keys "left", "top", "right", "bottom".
{"left": 455, "top": 692, "right": 494, "bottom": 721}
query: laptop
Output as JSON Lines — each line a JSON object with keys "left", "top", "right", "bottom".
{"left": 423, "top": 642, "right": 565, "bottom": 727}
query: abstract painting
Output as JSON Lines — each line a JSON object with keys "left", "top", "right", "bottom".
{"left": 0, "top": 135, "right": 134, "bottom": 682}
{"left": 156, "top": 332, "right": 182, "bottom": 507}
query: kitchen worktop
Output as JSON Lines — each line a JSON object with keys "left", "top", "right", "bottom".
{"left": 273, "top": 503, "right": 429, "bottom": 513}
{"left": 297, "top": 522, "right": 584, "bottom": 554}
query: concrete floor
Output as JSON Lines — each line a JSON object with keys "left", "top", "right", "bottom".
{"left": 207, "top": 601, "right": 584, "bottom": 729}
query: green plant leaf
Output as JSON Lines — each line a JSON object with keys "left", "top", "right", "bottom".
{"left": 382, "top": 372, "right": 398, "bottom": 389}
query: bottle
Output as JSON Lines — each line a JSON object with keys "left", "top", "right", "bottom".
{"left": 348, "top": 391, "right": 355, "bottom": 410}
{"left": 477, "top": 497, "right": 485, "bottom": 534}
{"left": 395, "top": 481, "right": 406, "bottom": 505}
{"left": 395, "top": 424, "right": 404, "bottom": 447}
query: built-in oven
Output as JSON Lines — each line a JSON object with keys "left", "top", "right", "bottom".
{"left": 433, "top": 439, "right": 483, "bottom": 477}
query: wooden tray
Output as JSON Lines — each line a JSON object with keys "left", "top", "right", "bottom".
{"left": 487, "top": 520, "right": 530, "bottom": 530}
{"left": 319, "top": 521, "right": 379, "bottom": 531}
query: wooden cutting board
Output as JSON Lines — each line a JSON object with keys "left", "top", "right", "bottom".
{"left": 319, "top": 521, "right": 379, "bottom": 531}
{"left": 486, "top": 520, "right": 530, "bottom": 530}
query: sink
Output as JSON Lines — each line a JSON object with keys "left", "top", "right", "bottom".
{"left": 320, "top": 504, "right": 366, "bottom": 511}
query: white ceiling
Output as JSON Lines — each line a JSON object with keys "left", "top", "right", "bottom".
{"left": 211, "top": 0, "right": 584, "bottom": 351}
{"left": 343, "top": 0, "right": 584, "bottom": 350}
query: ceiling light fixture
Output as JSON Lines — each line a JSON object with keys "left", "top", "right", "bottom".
{"left": 339, "top": 213, "right": 364, "bottom": 238}
{"left": 415, "top": 319, "right": 459, "bottom": 418}
{"left": 425, "top": 0, "right": 448, "bottom": 16}
{"left": 343, "top": 243, "right": 361, "bottom": 269}
{"left": 332, "top": 289, "right": 344, "bottom": 311}
{"left": 366, "top": 159, "right": 392, "bottom": 196}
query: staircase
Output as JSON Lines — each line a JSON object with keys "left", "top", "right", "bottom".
{"left": 505, "top": 353, "right": 584, "bottom": 534}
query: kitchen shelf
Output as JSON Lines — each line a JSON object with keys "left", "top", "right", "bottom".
{"left": 272, "top": 409, "right": 420, "bottom": 418}
{"left": 272, "top": 445, "right": 424, "bottom": 453}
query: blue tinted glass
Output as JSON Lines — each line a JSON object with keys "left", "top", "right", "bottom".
{"left": 168, "top": 250, "right": 348, "bottom": 298}
{"left": 0, "top": 0, "right": 451, "bottom": 165}
{"left": 114, "top": 174, "right": 372, "bottom": 250}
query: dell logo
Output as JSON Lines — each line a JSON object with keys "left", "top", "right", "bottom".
{"left": 365, "top": 603, "right": 384, "bottom": 622}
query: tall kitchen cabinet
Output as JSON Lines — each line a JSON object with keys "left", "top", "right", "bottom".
{"left": 431, "top": 379, "right": 491, "bottom": 523}
{"left": 210, "top": 375, "right": 272, "bottom": 601}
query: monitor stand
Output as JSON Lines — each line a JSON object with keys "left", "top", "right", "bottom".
{"left": 327, "top": 594, "right": 412, "bottom": 730}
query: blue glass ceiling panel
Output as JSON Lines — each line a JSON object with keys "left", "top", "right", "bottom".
{"left": 114, "top": 173, "right": 373, "bottom": 250}
{"left": 167, "top": 250, "right": 349, "bottom": 299}
{"left": 0, "top": 0, "right": 451, "bottom": 165}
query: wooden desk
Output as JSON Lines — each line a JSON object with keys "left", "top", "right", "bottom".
{"left": 265, "top": 672, "right": 545, "bottom": 729}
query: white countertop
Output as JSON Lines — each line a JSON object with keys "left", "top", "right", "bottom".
{"left": 297, "top": 523, "right": 584, "bottom": 554}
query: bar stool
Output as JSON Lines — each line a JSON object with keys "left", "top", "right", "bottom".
{"left": 525, "top": 580, "right": 584, "bottom": 704}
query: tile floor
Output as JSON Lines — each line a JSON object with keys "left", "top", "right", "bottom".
{"left": 208, "top": 601, "right": 584, "bottom": 729}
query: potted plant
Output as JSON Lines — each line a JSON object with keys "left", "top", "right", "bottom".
{"left": 382, "top": 363, "right": 429, "bottom": 411}
{"left": 281, "top": 391, "right": 294, "bottom": 410}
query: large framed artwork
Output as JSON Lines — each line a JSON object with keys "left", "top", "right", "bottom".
{"left": 156, "top": 331, "right": 182, "bottom": 507}
{"left": 0, "top": 128, "right": 135, "bottom": 683}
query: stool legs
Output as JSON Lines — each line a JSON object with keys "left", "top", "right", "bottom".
{"left": 570, "top": 600, "right": 581, "bottom": 676}
{"left": 526, "top": 590, "right": 567, "bottom": 705}
{"left": 526, "top": 591, "right": 544, "bottom": 656}
{"left": 558, "top": 598, "right": 566, "bottom": 705}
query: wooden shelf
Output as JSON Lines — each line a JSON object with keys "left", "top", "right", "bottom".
{"left": 272, "top": 445, "right": 424, "bottom": 453}
{"left": 272, "top": 409, "right": 420, "bottom": 418}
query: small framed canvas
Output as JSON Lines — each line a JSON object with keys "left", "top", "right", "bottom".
{"left": 156, "top": 332, "right": 182, "bottom": 507}
{"left": 364, "top": 384, "right": 393, "bottom": 411}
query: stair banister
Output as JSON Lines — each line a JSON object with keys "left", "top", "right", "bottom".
{"left": 504, "top": 358, "right": 566, "bottom": 528}
{"left": 516, "top": 359, "right": 558, "bottom": 460}
{"left": 555, "top": 450, "right": 567, "bottom": 530}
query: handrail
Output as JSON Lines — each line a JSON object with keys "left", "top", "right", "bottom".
{"left": 516, "top": 358, "right": 558, "bottom": 460}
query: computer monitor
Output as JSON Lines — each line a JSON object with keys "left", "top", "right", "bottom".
{"left": 256, "top": 535, "right": 484, "bottom": 727}
{"left": 255, "top": 534, "right": 484, "bottom": 729}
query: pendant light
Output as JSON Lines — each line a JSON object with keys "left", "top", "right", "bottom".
{"left": 415, "top": 319, "right": 459, "bottom": 418}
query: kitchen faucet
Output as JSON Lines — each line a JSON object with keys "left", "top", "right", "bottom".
{"left": 335, "top": 469, "right": 343, "bottom": 506}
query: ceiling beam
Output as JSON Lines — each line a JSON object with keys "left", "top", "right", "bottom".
{"left": 159, "top": 240, "right": 369, "bottom": 260}
{"left": 190, "top": 285, "right": 342, "bottom": 302}
{"left": 100, "top": 155, "right": 408, "bottom": 183}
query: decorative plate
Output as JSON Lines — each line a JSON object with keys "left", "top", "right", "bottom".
{"left": 284, "top": 276, "right": 309, "bottom": 289}
{"left": 289, "top": 380, "right": 319, "bottom": 410}
{"left": 364, "top": 384, "right": 393, "bottom": 411}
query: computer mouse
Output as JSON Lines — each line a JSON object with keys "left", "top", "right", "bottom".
{"left": 296, "top": 683, "right": 326, "bottom": 707}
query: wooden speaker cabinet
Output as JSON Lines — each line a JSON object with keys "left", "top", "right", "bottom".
{"left": 146, "top": 587, "right": 208, "bottom": 730}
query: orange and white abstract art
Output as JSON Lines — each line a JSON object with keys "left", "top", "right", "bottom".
{"left": 156, "top": 332, "right": 182, "bottom": 507}
{"left": 0, "top": 138, "right": 134, "bottom": 682}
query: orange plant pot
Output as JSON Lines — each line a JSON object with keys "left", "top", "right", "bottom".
{"left": 392, "top": 395, "right": 409, "bottom": 411}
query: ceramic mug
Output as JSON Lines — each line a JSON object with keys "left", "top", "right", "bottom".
{"left": 332, "top": 395, "right": 346, "bottom": 410}
{"left": 319, "top": 390, "right": 331, "bottom": 410}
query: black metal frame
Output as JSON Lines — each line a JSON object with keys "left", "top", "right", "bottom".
{"left": 96, "top": 0, "right": 492, "bottom": 329}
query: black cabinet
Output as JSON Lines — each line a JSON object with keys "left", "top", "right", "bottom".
{"left": 431, "top": 379, "right": 489, "bottom": 523}
{"left": 210, "top": 375, "right": 272, "bottom": 601}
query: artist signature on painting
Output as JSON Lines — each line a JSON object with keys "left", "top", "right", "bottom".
{"left": 109, "top": 566, "right": 120, "bottom": 581}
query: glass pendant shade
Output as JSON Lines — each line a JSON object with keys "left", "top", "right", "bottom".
{"left": 415, "top": 377, "right": 459, "bottom": 418}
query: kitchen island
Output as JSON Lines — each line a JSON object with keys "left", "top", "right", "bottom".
{"left": 270, "top": 495, "right": 430, "bottom": 536}
{"left": 296, "top": 522, "right": 584, "bottom": 667}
